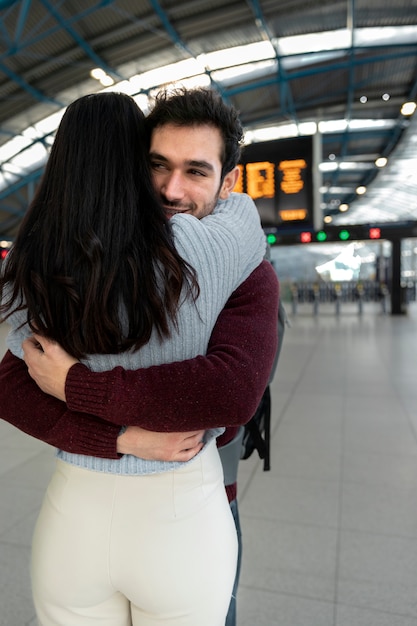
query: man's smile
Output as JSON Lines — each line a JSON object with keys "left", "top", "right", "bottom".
{"left": 162, "top": 201, "right": 194, "bottom": 218}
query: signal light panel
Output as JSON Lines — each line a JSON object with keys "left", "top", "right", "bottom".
{"left": 264, "top": 223, "right": 417, "bottom": 246}
{"left": 338, "top": 229, "right": 350, "bottom": 241}
{"left": 300, "top": 231, "right": 312, "bottom": 243}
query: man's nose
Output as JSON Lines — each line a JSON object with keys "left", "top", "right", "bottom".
{"left": 162, "top": 171, "right": 186, "bottom": 201}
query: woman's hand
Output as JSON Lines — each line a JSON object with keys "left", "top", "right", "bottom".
{"left": 22, "top": 334, "right": 78, "bottom": 401}
{"left": 117, "top": 426, "right": 205, "bottom": 462}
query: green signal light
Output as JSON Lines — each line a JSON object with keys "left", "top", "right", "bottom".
{"left": 339, "top": 229, "right": 350, "bottom": 241}
{"left": 267, "top": 233, "right": 277, "bottom": 245}
{"left": 316, "top": 231, "right": 327, "bottom": 242}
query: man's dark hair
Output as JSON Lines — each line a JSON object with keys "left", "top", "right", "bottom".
{"left": 147, "top": 87, "right": 244, "bottom": 180}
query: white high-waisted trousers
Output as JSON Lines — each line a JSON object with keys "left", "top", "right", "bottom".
{"left": 31, "top": 440, "right": 237, "bottom": 626}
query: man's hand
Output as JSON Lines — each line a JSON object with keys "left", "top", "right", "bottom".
{"left": 117, "top": 425, "right": 205, "bottom": 462}
{"left": 22, "top": 334, "right": 78, "bottom": 401}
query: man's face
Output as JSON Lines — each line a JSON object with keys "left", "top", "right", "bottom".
{"left": 149, "top": 123, "right": 239, "bottom": 220}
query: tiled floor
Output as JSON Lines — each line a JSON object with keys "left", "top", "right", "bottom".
{"left": 1, "top": 301, "right": 417, "bottom": 626}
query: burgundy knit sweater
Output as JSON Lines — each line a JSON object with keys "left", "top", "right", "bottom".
{"left": 0, "top": 260, "right": 279, "bottom": 503}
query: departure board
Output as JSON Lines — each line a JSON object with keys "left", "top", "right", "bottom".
{"left": 234, "top": 135, "right": 321, "bottom": 231}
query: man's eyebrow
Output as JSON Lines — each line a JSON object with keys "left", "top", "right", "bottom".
{"left": 149, "top": 151, "right": 167, "bottom": 162}
{"left": 149, "top": 151, "right": 214, "bottom": 172}
{"left": 186, "top": 159, "right": 215, "bottom": 172}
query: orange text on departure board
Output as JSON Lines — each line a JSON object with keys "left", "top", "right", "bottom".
{"left": 278, "top": 158, "right": 307, "bottom": 194}
{"left": 245, "top": 161, "right": 275, "bottom": 199}
{"left": 279, "top": 208, "right": 308, "bottom": 221}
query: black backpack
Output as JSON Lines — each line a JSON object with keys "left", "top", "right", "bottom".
{"left": 240, "top": 299, "right": 288, "bottom": 470}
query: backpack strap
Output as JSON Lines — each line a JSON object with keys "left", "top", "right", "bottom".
{"left": 218, "top": 426, "right": 245, "bottom": 486}
{"left": 254, "top": 385, "right": 270, "bottom": 471}
{"left": 241, "top": 385, "right": 271, "bottom": 471}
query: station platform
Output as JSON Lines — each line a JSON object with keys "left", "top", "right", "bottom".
{"left": 1, "top": 303, "right": 417, "bottom": 626}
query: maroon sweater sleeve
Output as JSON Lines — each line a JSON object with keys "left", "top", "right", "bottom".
{"left": 65, "top": 260, "right": 279, "bottom": 432}
{"left": 0, "top": 349, "right": 121, "bottom": 457}
{"left": 0, "top": 260, "right": 279, "bottom": 455}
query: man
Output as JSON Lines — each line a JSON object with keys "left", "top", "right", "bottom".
{"left": 0, "top": 87, "right": 279, "bottom": 626}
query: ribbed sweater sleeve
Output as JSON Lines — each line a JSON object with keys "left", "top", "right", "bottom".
{"left": 65, "top": 260, "right": 279, "bottom": 432}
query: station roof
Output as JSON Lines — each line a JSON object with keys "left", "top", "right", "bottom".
{"left": 0, "top": 0, "right": 416, "bottom": 240}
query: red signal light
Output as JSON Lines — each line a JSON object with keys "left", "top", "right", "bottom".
{"left": 369, "top": 228, "right": 381, "bottom": 239}
{"left": 300, "top": 231, "right": 312, "bottom": 243}
{"left": 1, "top": 249, "right": 8, "bottom": 260}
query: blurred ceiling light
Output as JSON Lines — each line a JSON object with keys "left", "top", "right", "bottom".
{"left": 319, "top": 119, "right": 347, "bottom": 133}
{"left": 324, "top": 186, "right": 355, "bottom": 194}
{"left": 349, "top": 118, "right": 395, "bottom": 130}
{"left": 375, "top": 157, "right": 388, "bottom": 167}
{"left": 246, "top": 120, "right": 316, "bottom": 141}
{"left": 339, "top": 203, "right": 349, "bottom": 212}
{"left": 99, "top": 75, "right": 114, "bottom": 86}
{"left": 90, "top": 67, "right": 114, "bottom": 86}
{"left": 339, "top": 161, "right": 373, "bottom": 170}
{"left": 90, "top": 68, "right": 106, "bottom": 80}
{"left": 319, "top": 162, "right": 338, "bottom": 172}
{"left": 319, "top": 161, "right": 375, "bottom": 173}
{"left": 356, "top": 185, "right": 367, "bottom": 195}
{"left": 245, "top": 124, "right": 297, "bottom": 143}
{"left": 401, "top": 101, "right": 416, "bottom": 116}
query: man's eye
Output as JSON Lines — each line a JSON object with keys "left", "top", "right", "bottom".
{"left": 189, "top": 169, "right": 205, "bottom": 177}
{"left": 151, "top": 162, "right": 166, "bottom": 171}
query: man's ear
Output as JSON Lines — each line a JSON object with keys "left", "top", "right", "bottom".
{"left": 218, "top": 167, "right": 240, "bottom": 199}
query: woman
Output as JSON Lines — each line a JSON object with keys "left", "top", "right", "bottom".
{"left": 0, "top": 92, "right": 266, "bottom": 625}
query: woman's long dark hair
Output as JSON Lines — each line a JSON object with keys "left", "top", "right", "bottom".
{"left": 0, "top": 92, "right": 198, "bottom": 358}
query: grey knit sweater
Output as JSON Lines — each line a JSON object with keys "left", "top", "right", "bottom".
{"left": 6, "top": 192, "right": 266, "bottom": 475}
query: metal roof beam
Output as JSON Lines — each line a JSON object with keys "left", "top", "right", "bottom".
{"left": 246, "top": 0, "right": 299, "bottom": 124}
{"left": 147, "top": 0, "right": 228, "bottom": 100}
{"left": 0, "top": 0, "right": 16, "bottom": 10}
{"left": 38, "top": 0, "right": 122, "bottom": 80}
{"left": 0, "top": 58, "right": 59, "bottom": 104}
{"left": 147, "top": 0, "right": 189, "bottom": 53}
{"left": 330, "top": 0, "right": 357, "bottom": 189}
{"left": 0, "top": 1, "right": 116, "bottom": 58}
{"left": 0, "top": 168, "right": 42, "bottom": 202}
{"left": 13, "top": 0, "right": 31, "bottom": 47}
{"left": 225, "top": 46, "right": 416, "bottom": 99}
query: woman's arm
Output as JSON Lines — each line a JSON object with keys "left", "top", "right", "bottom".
{"left": 0, "top": 348, "right": 122, "bottom": 457}
{"left": 1, "top": 261, "right": 279, "bottom": 451}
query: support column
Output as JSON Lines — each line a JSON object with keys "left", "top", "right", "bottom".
{"left": 391, "top": 238, "right": 405, "bottom": 315}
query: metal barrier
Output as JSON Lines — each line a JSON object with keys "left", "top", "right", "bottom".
{"left": 288, "top": 280, "right": 416, "bottom": 316}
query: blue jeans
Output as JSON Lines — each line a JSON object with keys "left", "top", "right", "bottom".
{"left": 225, "top": 499, "right": 242, "bottom": 626}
